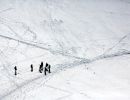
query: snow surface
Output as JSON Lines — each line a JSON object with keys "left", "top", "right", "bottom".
{"left": 0, "top": 0, "right": 130, "bottom": 100}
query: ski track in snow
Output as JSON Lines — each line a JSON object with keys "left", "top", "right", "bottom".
{"left": 0, "top": 34, "right": 84, "bottom": 60}
{"left": 0, "top": 28, "right": 130, "bottom": 99}
{"left": 0, "top": 0, "right": 130, "bottom": 99}
{"left": 0, "top": 44, "right": 130, "bottom": 99}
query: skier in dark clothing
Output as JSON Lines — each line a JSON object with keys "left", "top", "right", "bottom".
{"left": 39, "top": 62, "right": 43, "bottom": 73}
{"left": 31, "top": 64, "right": 33, "bottom": 72}
{"left": 14, "top": 66, "right": 17, "bottom": 75}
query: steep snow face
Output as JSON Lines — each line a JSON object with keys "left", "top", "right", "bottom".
{"left": 0, "top": 0, "right": 130, "bottom": 60}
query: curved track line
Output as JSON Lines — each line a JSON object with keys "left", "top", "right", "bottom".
{"left": 1, "top": 50, "right": 130, "bottom": 99}
{"left": 0, "top": 34, "right": 84, "bottom": 60}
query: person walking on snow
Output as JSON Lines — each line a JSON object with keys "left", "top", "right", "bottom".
{"left": 44, "top": 66, "right": 48, "bottom": 75}
{"left": 44, "top": 63, "right": 51, "bottom": 75}
{"left": 14, "top": 66, "right": 17, "bottom": 75}
{"left": 31, "top": 64, "right": 33, "bottom": 72}
{"left": 39, "top": 62, "right": 43, "bottom": 73}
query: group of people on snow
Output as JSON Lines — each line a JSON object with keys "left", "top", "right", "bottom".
{"left": 14, "top": 62, "right": 51, "bottom": 76}
{"left": 38, "top": 62, "right": 51, "bottom": 75}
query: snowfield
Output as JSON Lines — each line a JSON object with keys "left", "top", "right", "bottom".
{"left": 0, "top": 0, "right": 130, "bottom": 100}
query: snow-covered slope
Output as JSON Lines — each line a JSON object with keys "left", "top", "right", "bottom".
{"left": 24, "top": 55, "right": 130, "bottom": 100}
{"left": 0, "top": 0, "right": 130, "bottom": 59}
{"left": 0, "top": 0, "right": 130, "bottom": 100}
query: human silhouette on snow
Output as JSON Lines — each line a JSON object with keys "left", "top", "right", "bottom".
{"left": 44, "top": 63, "right": 51, "bottom": 75}
{"left": 39, "top": 62, "right": 43, "bottom": 73}
{"left": 31, "top": 64, "right": 33, "bottom": 72}
{"left": 14, "top": 66, "right": 17, "bottom": 75}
